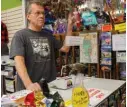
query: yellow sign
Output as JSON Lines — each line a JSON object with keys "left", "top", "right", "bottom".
{"left": 72, "top": 87, "right": 89, "bottom": 107}
{"left": 119, "top": 29, "right": 126, "bottom": 32}
{"left": 115, "top": 23, "right": 126, "bottom": 32}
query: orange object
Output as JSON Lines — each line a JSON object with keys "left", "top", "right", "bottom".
{"left": 102, "top": 24, "right": 112, "bottom": 32}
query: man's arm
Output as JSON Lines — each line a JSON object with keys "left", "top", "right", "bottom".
{"left": 14, "top": 56, "right": 41, "bottom": 91}
{"left": 59, "top": 13, "right": 74, "bottom": 53}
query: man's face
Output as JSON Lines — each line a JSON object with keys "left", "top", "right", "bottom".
{"left": 27, "top": 4, "right": 45, "bottom": 29}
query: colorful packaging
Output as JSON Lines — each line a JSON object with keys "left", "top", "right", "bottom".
{"left": 81, "top": 11, "right": 98, "bottom": 26}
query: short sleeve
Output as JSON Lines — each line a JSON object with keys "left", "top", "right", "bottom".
{"left": 9, "top": 31, "right": 25, "bottom": 59}
{"left": 52, "top": 36, "right": 63, "bottom": 49}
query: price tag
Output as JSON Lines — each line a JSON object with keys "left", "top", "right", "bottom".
{"left": 72, "top": 87, "right": 89, "bottom": 107}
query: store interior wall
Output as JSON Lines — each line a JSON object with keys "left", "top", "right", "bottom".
{"left": 1, "top": 0, "right": 22, "bottom": 11}
{"left": 1, "top": 0, "right": 24, "bottom": 50}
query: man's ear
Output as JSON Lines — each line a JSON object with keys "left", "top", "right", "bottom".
{"left": 27, "top": 14, "right": 30, "bottom": 21}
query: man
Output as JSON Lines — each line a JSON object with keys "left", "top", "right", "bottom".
{"left": 10, "top": 0, "right": 74, "bottom": 91}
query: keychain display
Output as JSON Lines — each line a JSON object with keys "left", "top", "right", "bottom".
{"left": 53, "top": 18, "right": 67, "bottom": 34}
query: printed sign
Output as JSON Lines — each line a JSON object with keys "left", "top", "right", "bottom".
{"left": 114, "top": 23, "right": 126, "bottom": 32}
{"left": 80, "top": 32, "right": 98, "bottom": 63}
{"left": 112, "top": 34, "right": 126, "bottom": 51}
{"left": 72, "top": 87, "right": 89, "bottom": 107}
{"left": 88, "top": 88, "right": 110, "bottom": 106}
{"left": 65, "top": 36, "right": 84, "bottom": 46}
{"left": 116, "top": 52, "right": 126, "bottom": 62}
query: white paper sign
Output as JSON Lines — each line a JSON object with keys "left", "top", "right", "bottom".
{"left": 116, "top": 52, "right": 126, "bottom": 62}
{"left": 80, "top": 32, "right": 98, "bottom": 63}
{"left": 65, "top": 36, "right": 84, "bottom": 46}
{"left": 112, "top": 34, "right": 126, "bottom": 51}
{"left": 88, "top": 88, "right": 110, "bottom": 106}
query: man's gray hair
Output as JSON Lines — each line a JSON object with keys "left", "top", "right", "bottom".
{"left": 26, "top": 0, "right": 44, "bottom": 14}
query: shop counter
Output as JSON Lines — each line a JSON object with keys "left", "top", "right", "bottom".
{"left": 1, "top": 77, "right": 125, "bottom": 107}
{"left": 49, "top": 77, "right": 126, "bottom": 107}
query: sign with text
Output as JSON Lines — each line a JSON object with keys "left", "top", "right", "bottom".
{"left": 88, "top": 88, "right": 110, "bottom": 106}
{"left": 65, "top": 36, "right": 84, "bottom": 46}
{"left": 72, "top": 87, "right": 89, "bottom": 107}
{"left": 114, "top": 23, "right": 126, "bottom": 32}
{"left": 112, "top": 34, "right": 126, "bottom": 51}
{"left": 102, "top": 24, "right": 112, "bottom": 32}
{"left": 65, "top": 88, "right": 110, "bottom": 107}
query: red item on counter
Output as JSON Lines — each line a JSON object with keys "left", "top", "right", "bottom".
{"left": 24, "top": 92, "right": 36, "bottom": 107}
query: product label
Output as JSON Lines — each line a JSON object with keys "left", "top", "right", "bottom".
{"left": 72, "top": 87, "right": 89, "bottom": 107}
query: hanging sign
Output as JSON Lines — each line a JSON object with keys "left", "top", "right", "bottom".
{"left": 112, "top": 34, "right": 126, "bottom": 51}
{"left": 72, "top": 87, "right": 89, "bottom": 107}
{"left": 114, "top": 23, "right": 126, "bottom": 32}
{"left": 101, "top": 24, "right": 112, "bottom": 32}
{"left": 65, "top": 36, "right": 84, "bottom": 46}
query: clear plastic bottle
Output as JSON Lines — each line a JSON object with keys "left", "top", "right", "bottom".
{"left": 72, "top": 73, "right": 89, "bottom": 107}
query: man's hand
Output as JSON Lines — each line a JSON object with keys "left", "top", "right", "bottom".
{"left": 26, "top": 82, "right": 41, "bottom": 92}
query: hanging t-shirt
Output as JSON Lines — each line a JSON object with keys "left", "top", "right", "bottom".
{"left": 10, "top": 28, "right": 62, "bottom": 90}
{"left": 81, "top": 11, "right": 98, "bottom": 26}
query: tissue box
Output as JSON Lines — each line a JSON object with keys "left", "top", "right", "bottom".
{"left": 54, "top": 77, "right": 73, "bottom": 89}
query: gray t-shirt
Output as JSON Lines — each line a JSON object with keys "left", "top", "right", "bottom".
{"left": 10, "top": 28, "right": 62, "bottom": 91}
